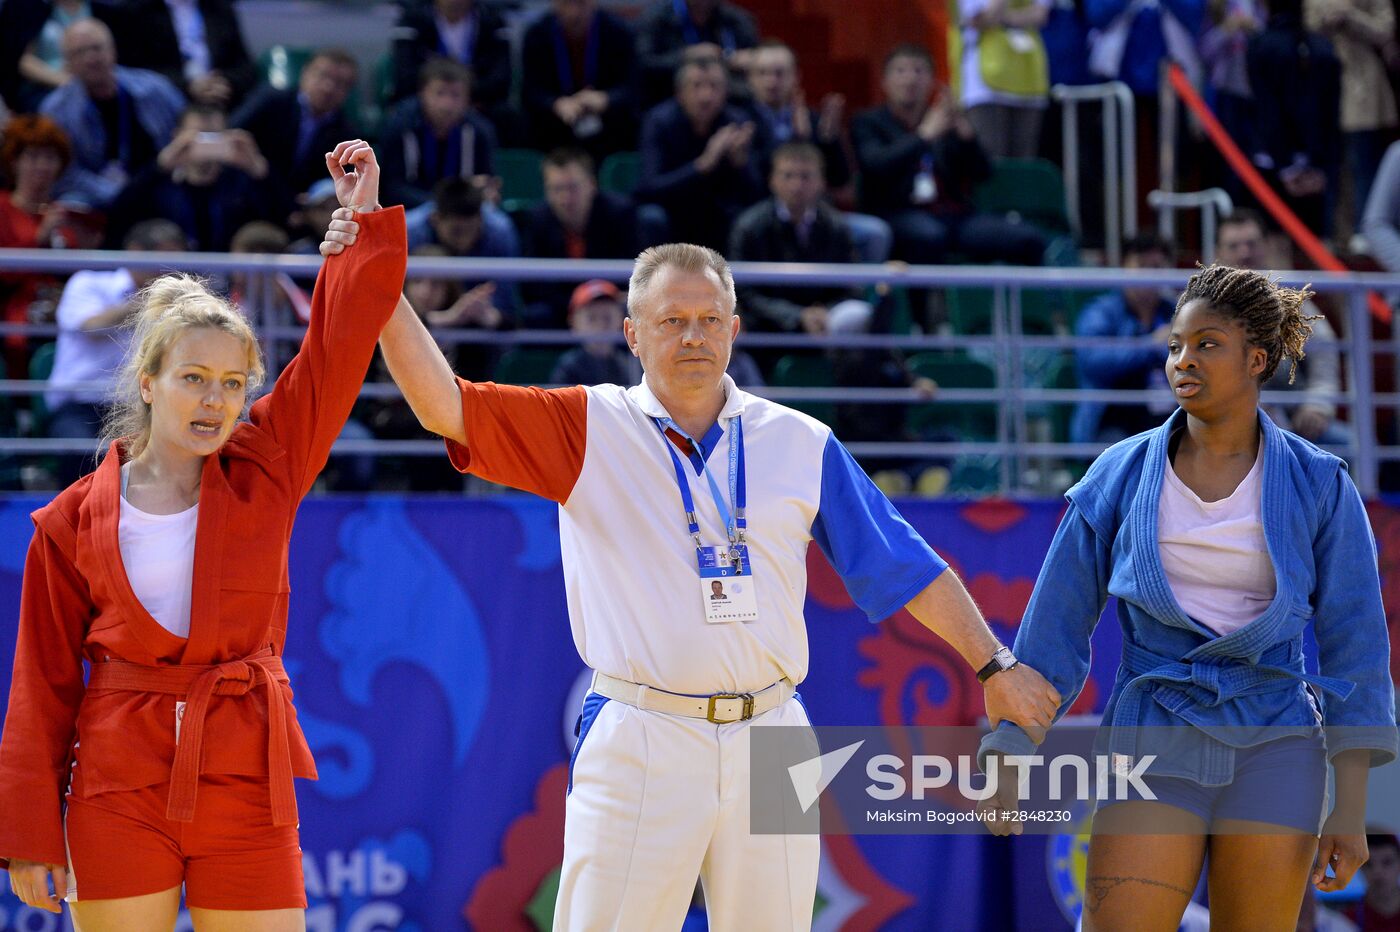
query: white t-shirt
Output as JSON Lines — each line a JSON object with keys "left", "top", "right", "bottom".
{"left": 118, "top": 464, "right": 197, "bottom": 639}
{"left": 46, "top": 269, "right": 135, "bottom": 410}
{"left": 1158, "top": 436, "right": 1275, "bottom": 636}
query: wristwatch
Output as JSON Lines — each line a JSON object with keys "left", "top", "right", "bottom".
{"left": 977, "top": 647, "right": 1019, "bottom": 683}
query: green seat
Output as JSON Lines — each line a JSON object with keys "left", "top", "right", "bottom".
{"left": 770, "top": 354, "right": 835, "bottom": 426}
{"left": 946, "top": 287, "right": 994, "bottom": 335}
{"left": 865, "top": 285, "right": 916, "bottom": 335}
{"left": 496, "top": 148, "right": 546, "bottom": 213}
{"left": 372, "top": 51, "right": 398, "bottom": 111}
{"left": 598, "top": 152, "right": 641, "bottom": 196}
{"left": 493, "top": 348, "right": 563, "bottom": 386}
{"left": 28, "top": 341, "right": 56, "bottom": 430}
{"left": 945, "top": 287, "right": 1063, "bottom": 336}
{"left": 973, "top": 158, "right": 1072, "bottom": 235}
{"left": 351, "top": 51, "right": 399, "bottom": 138}
{"left": 1021, "top": 289, "right": 1073, "bottom": 335}
{"left": 906, "top": 350, "right": 998, "bottom": 441}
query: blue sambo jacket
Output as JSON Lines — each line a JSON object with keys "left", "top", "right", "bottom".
{"left": 981, "top": 408, "right": 1398, "bottom": 783}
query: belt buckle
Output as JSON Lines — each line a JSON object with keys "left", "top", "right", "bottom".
{"left": 706, "top": 692, "right": 755, "bottom": 724}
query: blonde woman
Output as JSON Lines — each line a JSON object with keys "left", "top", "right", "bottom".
{"left": 0, "top": 140, "right": 405, "bottom": 930}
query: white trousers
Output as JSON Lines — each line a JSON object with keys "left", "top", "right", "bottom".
{"left": 554, "top": 694, "right": 820, "bottom": 932}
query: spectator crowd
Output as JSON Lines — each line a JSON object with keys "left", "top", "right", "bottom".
{"left": 0, "top": 0, "right": 1397, "bottom": 494}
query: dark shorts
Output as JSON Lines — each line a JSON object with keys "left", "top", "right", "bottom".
{"left": 1098, "top": 733, "right": 1328, "bottom": 833}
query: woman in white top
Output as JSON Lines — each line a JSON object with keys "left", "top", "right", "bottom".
{"left": 0, "top": 140, "right": 406, "bottom": 930}
{"left": 956, "top": 0, "right": 1051, "bottom": 158}
{"left": 981, "top": 265, "right": 1396, "bottom": 930}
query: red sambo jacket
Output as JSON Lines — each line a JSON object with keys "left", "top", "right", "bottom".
{"left": 0, "top": 207, "right": 407, "bottom": 868}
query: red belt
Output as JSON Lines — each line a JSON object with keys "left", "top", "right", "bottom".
{"left": 85, "top": 647, "right": 298, "bottom": 826}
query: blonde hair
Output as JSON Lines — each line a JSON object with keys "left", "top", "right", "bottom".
{"left": 103, "top": 273, "right": 265, "bottom": 458}
{"left": 626, "top": 243, "right": 736, "bottom": 319}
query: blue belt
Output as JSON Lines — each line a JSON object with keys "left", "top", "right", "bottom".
{"left": 1108, "top": 641, "right": 1353, "bottom": 767}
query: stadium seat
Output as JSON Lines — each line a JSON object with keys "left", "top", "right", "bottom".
{"left": 905, "top": 350, "right": 997, "bottom": 441}
{"left": 372, "top": 51, "right": 397, "bottom": 111}
{"left": 973, "top": 158, "right": 1072, "bottom": 235}
{"left": 598, "top": 152, "right": 640, "bottom": 196}
{"left": 496, "top": 149, "right": 546, "bottom": 213}
{"left": 945, "top": 287, "right": 994, "bottom": 335}
{"left": 770, "top": 353, "right": 835, "bottom": 426}
{"left": 1022, "top": 289, "right": 1069, "bottom": 334}
{"left": 27, "top": 341, "right": 56, "bottom": 430}
{"left": 947, "top": 287, "right": 1077, "bottom": 335}
{"left": 492, "top": 348, "right": 563, "bottom": 386}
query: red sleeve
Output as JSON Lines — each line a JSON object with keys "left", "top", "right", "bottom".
{"left": 0, "top": 199, "right": 39, "bottom": 249}
{"left": 444, "top": 381, "right": 588, "bottom": 504}
{"left": 0, "top": 518, "right": 91, "bottom": 869}
{"left": 245, "top": 207, "right": 408, "bottom": 498}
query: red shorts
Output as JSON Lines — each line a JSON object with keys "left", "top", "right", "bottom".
{"left": 64, "top": 768, "right": 306, "bottom": 910}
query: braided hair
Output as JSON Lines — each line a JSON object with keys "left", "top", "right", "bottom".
{"left": 1173, "top": 264, "right": 1320, "bottom": 384}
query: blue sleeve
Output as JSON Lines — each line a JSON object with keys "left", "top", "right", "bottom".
{"left": 1074, "top": 295, "right": 1163, "bottom": 386}
{"left": 810, "top": 434, "right": 947, "bottom": 622}
{"left": 52, "top": 164, "right": 123, "bottom": 210}
{"left": 153, "top": 78, "right": 186, "bottom": 144}
{"left": 1310, "top": 465, "right": 1399, "bottom": 765}
{"left": 978, "top": 499, "right": 1111, "bottom": 769}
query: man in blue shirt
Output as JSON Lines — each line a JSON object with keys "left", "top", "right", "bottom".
{"left": 40, "top": 18, "right": 185, "bottom": 208}
{"left": 1071, "top": 233, "right": 1176, "bottom": 443}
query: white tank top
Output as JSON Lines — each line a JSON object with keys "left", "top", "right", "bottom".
{"left": 118, "top": 463, "right": 198, "bottom": 639}
{"left": 1157, "top": 435, "right": 1276, "bottom": 636}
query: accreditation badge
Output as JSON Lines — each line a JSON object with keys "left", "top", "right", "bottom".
{"left": 698, "top": 544, "right": 758, "bottom": 624}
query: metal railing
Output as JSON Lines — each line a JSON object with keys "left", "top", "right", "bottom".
{"left": 1149, "top": 188, "right": 1235, "bottom": 262}
{"left": 2, "top": 250, "right": 1399, "bottom": 495}
{"left": 1053, "top": 82, "right": 1138, "bottom": 263}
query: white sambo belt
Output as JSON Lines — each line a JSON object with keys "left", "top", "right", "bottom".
{"left": 590, "top": 671, "right": 795, "bottom": 724}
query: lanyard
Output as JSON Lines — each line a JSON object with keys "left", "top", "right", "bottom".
{"left": 655, "top": 416, "right": 746, "bottom": 551}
